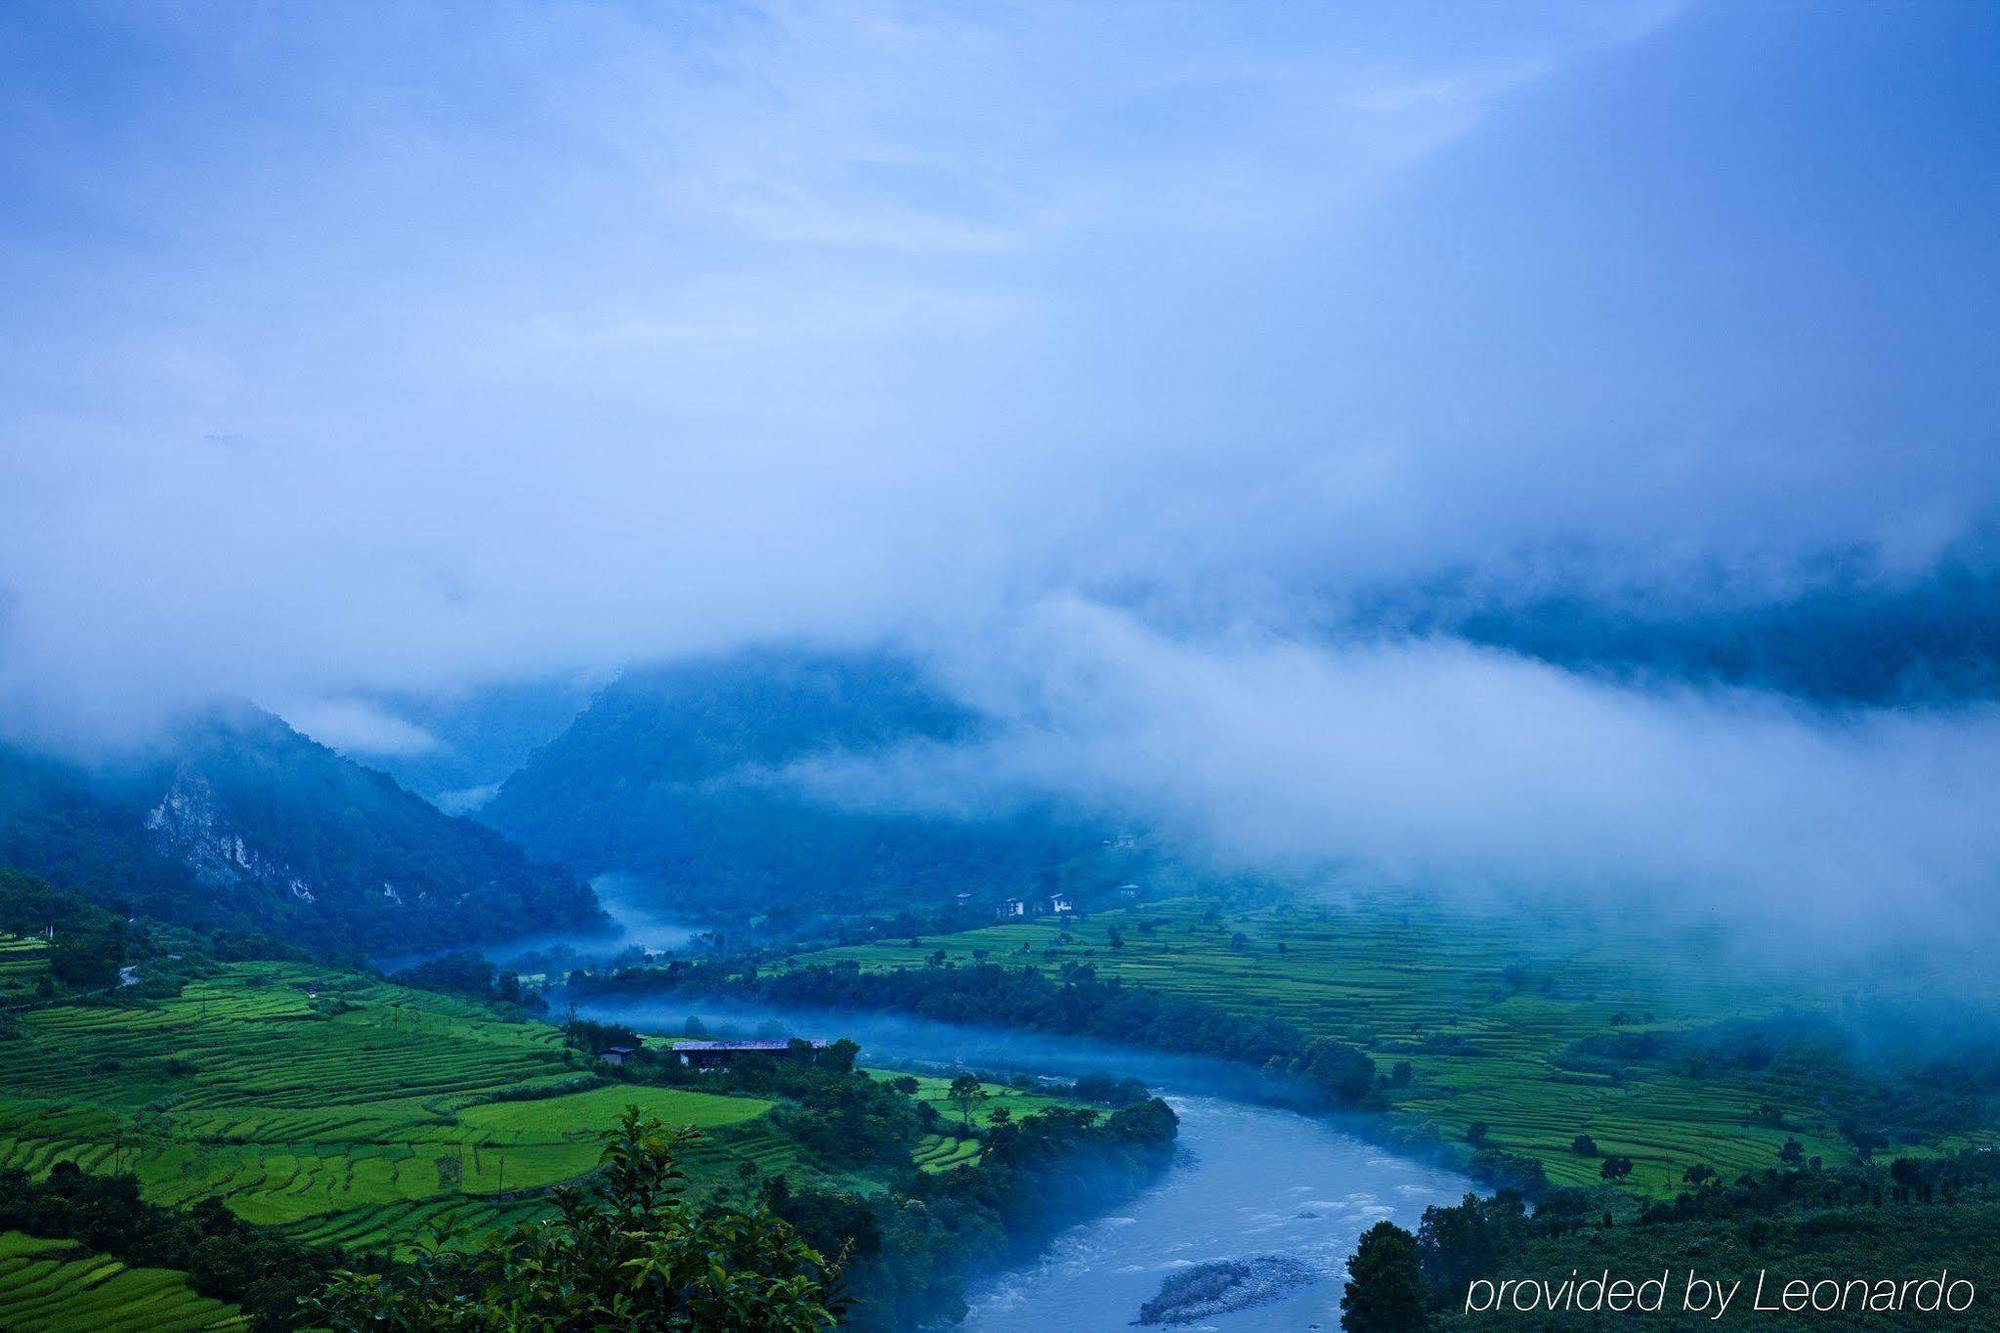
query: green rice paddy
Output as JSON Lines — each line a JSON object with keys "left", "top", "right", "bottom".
{"left": 911, "top": 1133, "right": 981, "bottom": 1172}
{"left": 0, "top": 962, "right": 786, "bottom": 1254}
{"left": 877, "top": 1071, "right": 1094, "bottom": 1172}
{"left": 797, "top": 897, "right": 1994, "bottom": 1197}
{"left": 0, "top": 934, "right": 49, "bottom": 1002}
{"left": 874, "top": 1070, "right": 1088, "bottom": 1132}
{"left": 0, "top": 1231, "right": 246, "bottom": 1331}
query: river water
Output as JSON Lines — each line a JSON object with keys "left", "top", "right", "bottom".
{"left": 571, "top": 995, "right": 1473, "bottom": 1331}
{"left": 962, "top": 1092, "right": 1470, "bottom": 1330}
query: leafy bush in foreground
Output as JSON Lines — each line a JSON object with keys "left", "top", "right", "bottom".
{"left": 308, "top": 1107, "right": 843, "bottom": 1331}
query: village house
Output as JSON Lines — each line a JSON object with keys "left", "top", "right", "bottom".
{"left": 673, "top": 1038, "right": 827, "bottom": 1070}
{"left": 599, "top": 1043, "right": 639, "bottom": 1067}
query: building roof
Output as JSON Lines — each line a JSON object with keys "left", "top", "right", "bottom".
{"left": 673, "top": 1039, "right": 827, "bottom": 1052}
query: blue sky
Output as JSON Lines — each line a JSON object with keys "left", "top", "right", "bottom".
{"left": 2, "top": 2, "right": 1997, "bottom": 940}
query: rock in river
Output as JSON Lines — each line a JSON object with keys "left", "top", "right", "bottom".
{"left": 1135, "top": 1254, "right": 1320, "bottom": 1325}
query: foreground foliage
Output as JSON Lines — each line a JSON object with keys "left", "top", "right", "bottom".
{"left": 309, "top": 1107, "right": 842, "bottom": 1330}
{"left": 1341, "top": 1146, "right": 2000, "bottom": 1329}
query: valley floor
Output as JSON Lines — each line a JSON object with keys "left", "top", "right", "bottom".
{"left": 787, "top": 895, "right": 2000, "bottom": 1200}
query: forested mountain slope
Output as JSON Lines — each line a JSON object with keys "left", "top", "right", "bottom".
{"left": 0, "top": 706, "right": 601, "bottom": 953}
{"left": 484, "top": 650, "right": 1107, "bottom": 921}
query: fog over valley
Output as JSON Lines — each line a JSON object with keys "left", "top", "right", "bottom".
{"left": 5, "top": 1, "right": 1999, "bottom": 946}
{"left": 7, "top": 6, "right": 2000, "bottom": 1330}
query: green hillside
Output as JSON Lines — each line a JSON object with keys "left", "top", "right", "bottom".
{"left": 0, "top": 935, "right": 48, "bottom": 1002}
{"left": 0, "top": 931, "right": 1179, "bottom": 1329}
{"left": 0, "top": 1231, "right": 246, "bottom": 1332}
{"left": 0, "top": 960, "right": 784, "bottom": 1252}
{"left": 0, "top": 707, "right": 602, "bottom": 955}
{"left": 789, "top": 897, "right": 2000, "bottom": 1200}
{"left": 483, "top": 650, "right": 1107, "bottom": 922}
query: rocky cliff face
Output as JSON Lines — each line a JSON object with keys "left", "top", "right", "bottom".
{"left": 144, "top": 766, "right": 318, "bottom": 904}
{"left": 1, "top": 704, "right": 603, "bottom": 953}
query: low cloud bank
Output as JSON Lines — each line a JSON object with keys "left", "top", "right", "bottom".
{"left": 784, "top": 600, "right": 2000, "bottom": 948}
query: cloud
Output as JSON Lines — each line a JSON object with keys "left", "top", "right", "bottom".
{"left": 0, "top": 0, "right": 1741, "bottom": 741}
{"left": 276, "top": 697, "right": 441, "bottom": 757}
{"left": 0, "top": 0, "right": 1997, "bottom": 953}
{"left": 785, "top": 598, "right": 2000, "bottom": 946}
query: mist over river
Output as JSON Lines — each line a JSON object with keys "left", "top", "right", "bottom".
{"left": 372, "top": 874, "right": 700, "bottom": 975}
{"left": 573, "top": 995, "right": 1473, "bottom": 1330}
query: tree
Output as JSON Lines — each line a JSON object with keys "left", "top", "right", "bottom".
{"left": 1343, "top": 1221, "right": 1426, "bottom": 1331}
{"left": 1600, "top": 1156, "right": 1634, "bottom": 1181}
{"left": 1779, "top": 1137, "right": 1805, "bottom": 1166}
{"left": 1465, "top": 1122, "right": 1489, "bottom": 1145}
{"left": 1571, "top": 1134, "right": 1599, "bottom": 1158}
{"left": 1279, "top": 1037, "right": 1376, "bottom": 1106}
{"left": 819, "top": 1038, "right": 860, "bottom": 1074}
{"left": 307, "top": 1108, "right": 842, "bottom": 1330}
{"left": 946, "top": 1074, "right": 984, "bottom": 1131}
{"left": 1416, "top": 1192, "right": 1526, "bottom": 1299}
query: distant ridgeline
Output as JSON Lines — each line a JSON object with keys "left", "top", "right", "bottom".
{"left": 0, "top": 704, "right": 602, "bottom": 953}
{"left": 484, "top": 649, "right": 1133, "bottom": 921}
{"left": 1370, "top": 555, "right": 2000, "bottom": 705}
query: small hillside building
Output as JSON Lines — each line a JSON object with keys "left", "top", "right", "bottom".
{"left": 674, "top": 1039, "right": 827, "bottom": 1070}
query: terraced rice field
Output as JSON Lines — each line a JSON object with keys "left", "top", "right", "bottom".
{"left": 0, "top": 962, "right": 784, "bottom": 1252}
{"left": 875, "top": 1071, "right": 1089, "bottom": 1132}
{"left": 0, "top": 1231, "right": 246, "bottom": 1331}
{"left": 0, "top": 934, "right": 49, "bottom": 1003}
{"left": 799, "top": 897, "right": 1995, "bottom": 1197}
{"left": 911, "top": 1134, "right": 981, "bottom": 1172}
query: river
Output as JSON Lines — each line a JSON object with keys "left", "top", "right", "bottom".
{"left": 572, "top": 995, "right": 1473, "bottom": 1330}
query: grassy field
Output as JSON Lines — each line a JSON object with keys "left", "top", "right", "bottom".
{"left": 794, "top": 897, "right": 1994, "bottom": 1198}
{"left": 0, "top": 1231, "right": 246, "bottom": 1331}
{"left": 0, "top": 962, "right": 791, "bottom": 1252}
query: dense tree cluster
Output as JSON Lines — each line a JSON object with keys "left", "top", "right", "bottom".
{"left": 1341, "top": 1146, "right": 2000, "bottom": 1328}
{"left": 0, "top": 866, "right": 132, "bottom": 988}
{"left": 390, "top": 950, "right": 547, "bottom": 1011}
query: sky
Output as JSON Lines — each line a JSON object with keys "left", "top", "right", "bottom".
{"left": 2, "top": 1, "right": 1997, "bottom": 940}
